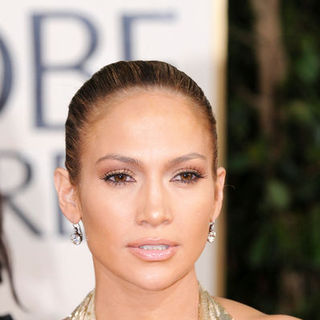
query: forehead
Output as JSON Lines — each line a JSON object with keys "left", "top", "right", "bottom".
{"left": 83, "top": 89, "right": 213, "bottom": 163}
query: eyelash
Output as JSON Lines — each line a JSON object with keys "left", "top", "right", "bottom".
{"left": 101, "top": 169, "right": 135, "bottom": 186}
{"left": 100, "top": 167, "right": 205, "bottom": 186}
{"left": 171, "top": 168, "right": 205, "bottom": 184}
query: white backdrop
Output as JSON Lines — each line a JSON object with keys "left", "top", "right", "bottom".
{"left": 0, "top": 1, "right": 226, "bottom": 319}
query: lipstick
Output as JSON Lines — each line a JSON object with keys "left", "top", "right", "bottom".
{"left": 127, "top": 238, "right": 179, "bottom": 261}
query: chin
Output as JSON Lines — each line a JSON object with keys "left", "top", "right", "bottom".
{"left": 124, "top": 264, "right": 191, "bottom": 292}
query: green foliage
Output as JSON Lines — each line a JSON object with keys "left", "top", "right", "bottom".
{"left": 227, "top": 1, "right": 320, "bottom": 318}
{"left": 295, "top": 38, "right": 320, "bottom": 84}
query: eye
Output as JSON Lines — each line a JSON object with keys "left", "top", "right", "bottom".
{"left": 171, "top": 170, "right": 204, "bottom": 184}
{"left": 101, "top": 170, "right": 135, "bottom": 186}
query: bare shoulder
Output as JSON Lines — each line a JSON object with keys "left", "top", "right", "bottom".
{"left": 213, "top": 296, "right": 301, "bottom": 320}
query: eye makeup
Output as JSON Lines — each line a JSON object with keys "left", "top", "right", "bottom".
{"left": 171, "top": 166, "right": 207, "bottom": 184}
{"left": 100, "top": 168, "right": 136, "bottom": 186}
{"left": 99, "top": 166, "right": 207, "bottom": 187}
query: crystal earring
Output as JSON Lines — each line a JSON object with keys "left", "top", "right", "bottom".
{"left": 70, "top": 223, "right": 83, "bottom": 245}
{"left": 207, "top": 221, "right": 216, "bottom": 243}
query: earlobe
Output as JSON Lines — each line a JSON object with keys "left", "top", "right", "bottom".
{"left": 54, "top": 168, "right": 81, "bottom": 223}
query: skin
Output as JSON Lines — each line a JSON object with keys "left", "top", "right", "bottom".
{"left": 54, "top": 89, "right": 300, "bottom": 320}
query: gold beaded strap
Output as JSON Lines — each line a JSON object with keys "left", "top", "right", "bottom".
{"left": 198, "top": 286, "right": 234, "bottom": 320}
{"left": 64, "top": 290, "right": 95, "bottom": 320}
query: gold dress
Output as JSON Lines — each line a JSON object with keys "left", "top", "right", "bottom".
{"left": 64, "top": 285, "right": 234, "bottom": 320}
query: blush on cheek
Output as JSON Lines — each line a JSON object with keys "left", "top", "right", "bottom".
{"left": 180, "top": 213, "right": 209, "bottom": 241}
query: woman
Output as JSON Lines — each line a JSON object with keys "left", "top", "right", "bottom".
{"left": 54, "top": 61, "right": 299, "bottom": 319}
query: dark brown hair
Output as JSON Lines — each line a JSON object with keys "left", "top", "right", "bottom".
{"left": 65, "top": 60, "right": 217, "bottom": 184}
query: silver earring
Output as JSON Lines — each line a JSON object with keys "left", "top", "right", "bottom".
{"left": 207, "top": 221, "right": 216, "bottom": 243}
{"left": 70, "top": 223, "right": 83, "bottom": 245}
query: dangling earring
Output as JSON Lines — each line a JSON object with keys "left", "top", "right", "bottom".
{"left": 207, "top": 221, "right": 216, "bottom": 243}
{"left": 70, "top": 223, "right": 83, "bottom": 245}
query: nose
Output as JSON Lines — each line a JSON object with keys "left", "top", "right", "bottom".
{"left": 136, "top": 177, "right": 173, "bottom": 227}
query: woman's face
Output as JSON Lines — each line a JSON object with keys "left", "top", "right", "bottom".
{"left": 75, "top": 89, "right": 225, "bottom": 291}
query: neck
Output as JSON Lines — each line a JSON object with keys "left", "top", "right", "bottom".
{"left": 93, "top": 260, "right": 200, "bottom": 320}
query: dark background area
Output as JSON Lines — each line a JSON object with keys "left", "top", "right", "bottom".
{"left": 226, "top": 1, "right": 320, "bottom": 319}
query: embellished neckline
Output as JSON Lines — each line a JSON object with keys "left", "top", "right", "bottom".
{"left": 67, "top": 284, "right": 234, "bottom": 320}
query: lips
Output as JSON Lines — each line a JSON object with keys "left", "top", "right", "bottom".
{"left": 127, "top": 238, "right": 179, "bottom": 261}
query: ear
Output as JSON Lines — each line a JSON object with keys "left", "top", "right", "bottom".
{"left": 211, "top": 167, "right": 226, "bottom": 221}
{"left": 54, "top": 168, "right": 82, "bottom": 224}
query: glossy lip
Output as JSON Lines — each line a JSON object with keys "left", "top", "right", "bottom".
{"left": 127, "top": 238, "right": 179, "bottom": 262}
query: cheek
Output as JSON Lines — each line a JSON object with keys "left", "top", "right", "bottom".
{"left": 173, "top": 200, "right": 212, "bottom": 267}
{"left": 78, "top": 184, "right": 136, "bottom": 250}
{"left": 173, "top": 185, "right": 214, "bottom": 244}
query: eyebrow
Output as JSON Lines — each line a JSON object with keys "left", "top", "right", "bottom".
{"left": 95, "top": 154, "right": 142, "bottom": 166}
{"left": 95, "top": 152, "right": 206, "bottom": 166}
{"left": 168, "top": 152, "right": 206, "bottom": 166}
